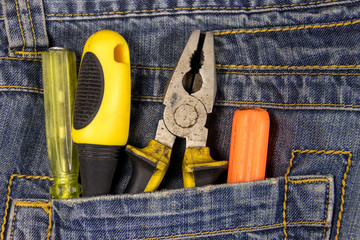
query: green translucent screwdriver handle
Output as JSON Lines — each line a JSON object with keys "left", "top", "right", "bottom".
{"left": 42, "top": 48, "right": 81, "bottom": 199}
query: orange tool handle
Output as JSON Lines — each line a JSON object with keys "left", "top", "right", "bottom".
{"left": 227, "top": 107, "right": 270, "bottom": 183}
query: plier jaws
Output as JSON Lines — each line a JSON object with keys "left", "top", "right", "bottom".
{"left": 125, "top": 30, "right": 228, "bottom": 194}
{"left": 163, "top": 30, "right": 216, "bottom": 114}
{"left": 159, "top": 30, "right": 216, "bottom": 149}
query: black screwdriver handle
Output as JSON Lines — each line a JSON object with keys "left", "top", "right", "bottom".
{"left": 76, "top": 144, "right": 121, "bottom": 196}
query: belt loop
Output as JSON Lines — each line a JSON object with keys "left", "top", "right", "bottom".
{"left": 2, "top": 0, "right": 49, "bottom": 58}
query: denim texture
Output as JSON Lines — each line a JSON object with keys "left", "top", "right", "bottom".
{"left": 0, "top": 0, "right": 359, "bottom": 239}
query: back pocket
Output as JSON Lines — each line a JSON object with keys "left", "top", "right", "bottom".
{"left": 5, "top": 175, "right": 333, "bottom": 240}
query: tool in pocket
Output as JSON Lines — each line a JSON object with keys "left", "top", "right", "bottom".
{"left": 42, "top": 48, "right": 81, "bottom": 199}
{"left": 72, "top": 30, "right": 131, "bottom": 196}
{"left": 125, "top": 30, "right": 228, "bottom": 193}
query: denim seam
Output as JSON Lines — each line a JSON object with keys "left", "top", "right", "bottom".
{"left": 11, "top": 51, "right": 45, "bottom": 57}
{"left": 283, "top": 172, "right": 331, "bottom": 240}
{"left": 323, "top": 181, "right": 331, "bottom": 240}
{"left": 8, "top": 0, "right": 44, "bottom": 58}
{"left": 26, "top": 0, "right": 37, "bottom": 54}
{"left": 4, "top": 16, "right": 360, "bottom": 59}
{"left": 217, "top": 63, "right": 360, "bottom": 70}
{"left": 124, "top": 221, "right": 328, "bottom": 240}
{"left": 0, "top": 86, "right": 43, "bottom": 92}
{"left": 0, "top": 174, "right": 53, "bottom": 240}
{"left": 288, "top": 178, "right": 329, "bottom": 184}
{"left": 214, "top": 19, "right": 360, "bottom": 35}
{"left": 0, "top": 56, "right": 40, "bottom": 61}
{"left": 133, "top": 65, "right": 360, "bottom": 71}
{"left": 14, "top": 0, "right": 26, "bottom": 56}
{"left": 131, "top": 96, "right": 360, "bottom": 110}
{"left": 9, "top": 205, "right": 18, "bottom": 240}
{"left": 131, "top": 95, "right": 360, "bottom": 109}
{"left": 13, "top": 200, "right": 52, "bottom": 240}
{"left": 0, "top": 86, "right": 44, "bottom": 94}
{"left": 283, "top": 150, "right": 352, "bottom": 240}
{"left": 132, "top": 65, "right": 360, "bottom": 75}
{"left": 216, "top": 100, "right": 360, "bottom": 109}
{"left": 44, "top": 0, "right": 347, "bottom": 18}
{"left": 217, "top": 71, "right": 360, "bottom": 76}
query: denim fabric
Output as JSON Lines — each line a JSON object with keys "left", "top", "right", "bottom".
{"left": 0, "top": 0, "right": 360, "bottom": 239}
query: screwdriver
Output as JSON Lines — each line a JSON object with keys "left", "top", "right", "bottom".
{"left": 42, "top": 48, "right": 81, "bottom": 199}
{"left": 72, "top": 30, "right": 131, "bottom": 196}
{"left": 227, "top": 107, "right": 270, "bottom": 183}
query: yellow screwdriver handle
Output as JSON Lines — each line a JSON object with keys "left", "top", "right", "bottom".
{"left": 72, "top": 30, "right": 131, "bottom": 196}
{"left": 72, "top": 30, "right": 131, "bottom": 145}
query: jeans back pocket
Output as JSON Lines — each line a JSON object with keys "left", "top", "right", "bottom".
{"left": 4, "top": 174, "right": 333, "bottom": 239}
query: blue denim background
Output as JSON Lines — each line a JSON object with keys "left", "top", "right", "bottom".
{"left": 0, "top": 0, "right": 360, "bottom": 239}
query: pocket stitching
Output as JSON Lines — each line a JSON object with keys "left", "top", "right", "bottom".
{"left": 12, "top": 200, "right": 52, "bottom": 240}
{"left": 0, "top": 174, "right": 53, "bottom": 240}
{"left": 214, "top": 19, "right": 360, "bottom": 36}
{"left": 283, "top": 149, "right": 352, "bottom": 240}
{"left": 44, "top": 0, "right": 347, "bottom": 18}
{"left": 0, "top": 173, "right": 331, "bottom": 239}
{"left": 9, "top": 205, "right": 18, "bottom": 240}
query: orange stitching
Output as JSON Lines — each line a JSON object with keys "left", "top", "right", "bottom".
{"left": 0, "top": 174, "right": 53, "bottom": 240}
{"left": 9, "top": 206, "right": 18, "bottom": 240}
{"left": 46, "top": 0, "right": 342, "bottom": 17}
{"left": 335, "top": 152, "right": 352, "bottom": 240}
{"left": 0, "top": 86, "right": 43, "bottom": 92}
{"left": 132, "top": 66, "right": 174, "bottom": 71}
{"left": 132, "top": 95, "right": 163, "bottom": 100}
{"left": 14, "top": 0, "right": 26, "bottom": 58}
{"left": 124, "top": 221, "right": 327, "bottom": 240}
{"left": 132, "top": 65, "right": 360, "bottom": 72}
{"left": 288, "top": 178, "right": 329, "bottom": 184}
{"left": 217, "top": 71, "right": 360, "bottom": 76}
{"left": 214, "top": 19, "right": 360, "bottom": 35}
{"left": 283, "top": 151, "right": 294, "bottom": 239}
{"left": 26, "top": 0, "right": 38, "bottom": 55}
{"left": 217, "top": 99, "right": 360, "bottom": 109}
{"left": 14, "top": 200, "right": 51, "bottom": 211}
{"left": 323, "top": 181, "right": 330, "bottom": 240}
{"left": 132, "top": 95, "right": 360, "bottom": 109}
{"left": 216, "top": 63, "right": 360, "bottom": 70}
{"left": 131, "top": 64, "right": 360, "bottom": 73}
{"left": 283, "top": 150, "right": 351, "bottom": 240}
{"left": 14, "top": 201, "right": 52, "bottom": 240}
{"left": 13, "top": 51, "right": 45, "bottom": 56}
{"left": 0, "top": 56, "right": 40, "bottom": 61}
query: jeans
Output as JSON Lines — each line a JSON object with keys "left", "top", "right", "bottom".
{"left": 0, "top": 0, "right": 360, "bottom": 239}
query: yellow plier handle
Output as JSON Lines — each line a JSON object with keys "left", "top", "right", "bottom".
{"left": 126, "top": 142, "right": 228, "bottom": 193}
{"left": 183, "top": 147, "right": 228, "bottom": 188}
{"left": 125, "top": 140, "right": 172, "bottom": 193}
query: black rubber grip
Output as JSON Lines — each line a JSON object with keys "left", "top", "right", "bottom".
{"left": 125, "top": 148, "right": 157, "bottom": 194}
{"left": 193, "top": 165, "right": 228, "bottom": 187}
{"left": 76, "top": 144, "right": 121, "bottom": 196}
{"left": 73, "top": 52, "right": 104, "bottom": 130}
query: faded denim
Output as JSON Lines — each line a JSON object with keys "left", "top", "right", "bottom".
{"left": 0, "top": 0, "right": 359, "bottom": 239}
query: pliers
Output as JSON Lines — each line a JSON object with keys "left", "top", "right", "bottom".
{"left": 125, "top": 30, "right": 228, "bottom": 193}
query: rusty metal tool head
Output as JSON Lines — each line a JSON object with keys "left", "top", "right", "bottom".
{"left": 155, "top": 30, "right": 216, "bottom": 149}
